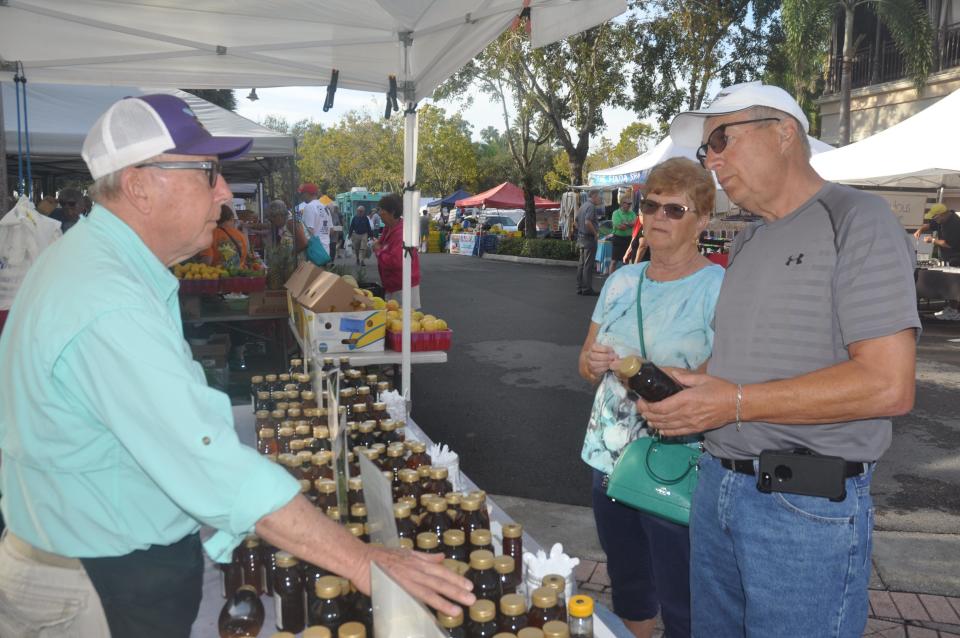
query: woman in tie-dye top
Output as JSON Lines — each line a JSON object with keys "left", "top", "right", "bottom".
{"left": 577, "top": 158, "right": 723, "bottom": 638}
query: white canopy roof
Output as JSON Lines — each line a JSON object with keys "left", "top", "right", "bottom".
{"left": 590, "top": 134, "right": 835, "bottom": 187}
{"left": 811, "top": 88, "right": 960, "bottom": 189}
{"left": 0, "top": 0, "right": 626, "bottom": 100}
{"left": 3, "top": 83, "right": 294, "bottom": 158}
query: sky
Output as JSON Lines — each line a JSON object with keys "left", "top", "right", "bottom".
{"left": 235, "top": 86, "right": 645, "bottom": 150}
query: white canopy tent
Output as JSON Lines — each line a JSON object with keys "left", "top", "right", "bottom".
{"left": 589, "top": 135, "right": 836, "bottom": 187}
{"left": 0, "top": 0, "right": 628, "bottom": 407}
{"left": 3, "top": 82, "right": 295, "bottom": 179}
{"left": 811, "top": 88, "right": 960, "bottom": 189}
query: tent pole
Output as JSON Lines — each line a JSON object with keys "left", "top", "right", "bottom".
{"left": 0, "top": 80, "right": 8, "bottom": 215}
{"left": 401, "top": 105, "right": 418, "bottom": 414}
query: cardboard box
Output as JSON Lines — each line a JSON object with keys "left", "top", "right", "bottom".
{"left": 305, "top": 308, "right": 386, "bottom": 354}
{"left": 191, "top": 333, "right": 231, "bottom": 368}
{"left": 248, "top": 290, "right": 288, "bottom": 316}
{"left": 285, "top": 262, "right": 372, "bottom": 313}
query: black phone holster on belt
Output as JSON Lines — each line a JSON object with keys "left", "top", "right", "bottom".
{"left": 756, "top": 448, "right": 864, "bottom": 502}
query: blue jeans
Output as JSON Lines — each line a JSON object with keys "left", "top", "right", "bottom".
{"left": 690, "top": 454, "right": 874, "bottom": 638}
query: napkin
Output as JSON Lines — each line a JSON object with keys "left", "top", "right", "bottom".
{"left": 427, "top": 442, "right": 462, "bottom": 491}
{"left": 522, "top": 543, "right": 579, "bottom": 602}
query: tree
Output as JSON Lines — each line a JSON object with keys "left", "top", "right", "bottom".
{"left": 436, "top": 28, "right": 558, "bottom": 237}
{"left": 259, "top": 115, "right": 321, "bottom": 203}
{"left": 545, "top": 122, "right": 658, "bottom": 191}
{"left": 508, "top": 21, "right": 632, "bottom": 186}
{"left": 781, "top": 0, "right": 933, "bottom": 146}
{"left": 414, "top": 105, "right": 479, "bottom": 195}
{"left": 182, "top": 89, "right": 236, "bottom": 111}
{"left": 626, "top": 0, "right": 780, "bottom": 123}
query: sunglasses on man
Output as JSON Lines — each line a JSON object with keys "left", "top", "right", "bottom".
{"left": 639, "top": 198, "right": 692, "bottom": 220}
{"left": 134, "top": 160, "right": 222, "bottom": 188}
{"left": 696, "top": 117, "right": 780, "bottom": 167}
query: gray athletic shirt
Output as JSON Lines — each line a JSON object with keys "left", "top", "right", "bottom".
{"left": 705, "top": 182, "right": 921, "bottom": 462}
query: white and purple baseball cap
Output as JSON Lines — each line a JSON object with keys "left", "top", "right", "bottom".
{"left": 81, "top": 93, "right": 253, "bottom": 180}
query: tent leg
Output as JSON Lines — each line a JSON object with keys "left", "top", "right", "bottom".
{"left": 0, "top": 80, "right": 8, "bottom": 215}
{"left": 401, "top": 107, "right": 419, "bottom": 415}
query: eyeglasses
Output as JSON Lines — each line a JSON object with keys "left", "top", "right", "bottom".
{"left": 134, "top": 161, "right": 221, "bottom": 187}
{"left": 696, "top": 117, "right": 780, "bottom": 167}
{"left": 639, "top": 198, "right": 692, "bottom": 220}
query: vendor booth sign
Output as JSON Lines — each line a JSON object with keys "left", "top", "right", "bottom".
{"left": 449, "top": 233, "right": 478, "bottom": 256}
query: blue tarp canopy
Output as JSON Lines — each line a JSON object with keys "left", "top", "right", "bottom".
{"left": 428, "top": 189, "right": 472, "bottom": 207}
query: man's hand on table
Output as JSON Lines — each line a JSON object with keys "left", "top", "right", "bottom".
{"left": 352, "top": 544, "right": 476, "bottom": 616}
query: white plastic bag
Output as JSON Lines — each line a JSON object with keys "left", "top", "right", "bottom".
{"left": 0, "top": 196, "right": 63, "bottom": 310}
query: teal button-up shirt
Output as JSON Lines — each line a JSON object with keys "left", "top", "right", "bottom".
{"left": 0, "top": 205, "right": 299, "bottom": 562}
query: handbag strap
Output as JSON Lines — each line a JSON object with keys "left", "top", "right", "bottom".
{"left": 635, "top": 269, "right": 646, "bottom": 359}
{"left": 644, "top": 439, "right": 698, "bottom": 484}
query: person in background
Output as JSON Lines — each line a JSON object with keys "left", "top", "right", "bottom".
{"left": 202, "top": 204, "right": 250, "bottom": 270}
{"left": 349, "top": 205, "right": 373, "bottom": 266}
{"left": 0, "top": 94, "right": 473, "bottom": 637}
{"left": 623, "top": 212, "right": 649, "bottom": 264}
{"left": 374, "top": 193, "right": 422, "bottom": 309}
{"left": 576, "top": 189, "right": 602, "bottom": 295}
{"left": 610, "top": 192, "right": 637, "bottom": 272}
{"left": 420, "top": 209, "right": 431, "bottom": 252}
{"left": 327, "top": 203, "right": 342, "bottom": 261}
{"left": 578, "top": 158, "right": 722, "bottom": 638}
{"left": 915, "top": 203, "right": 960, "bottom": 320}
{"left": 81, "top": 195, "right": 93, "bottom": 217}
{"left": 298, "top": 182, "right": 332, "bottom": 255}
{"left": 370, "top": 206, "right": 383, "bottom": 238}
{"left": 36, "top": 195, "right": 58, "bottom": 216}
{"left": 49, "top": 187, "right": 83, "bottom": 232}
{"left": 645, "top": 82, "right": 918, "bottom": 638}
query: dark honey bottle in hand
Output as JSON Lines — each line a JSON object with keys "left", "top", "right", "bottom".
{"left": 616, "top": 355, "right": 683, "bottom": 402}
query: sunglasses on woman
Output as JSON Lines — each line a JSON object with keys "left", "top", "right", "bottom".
{"left": 639, "top": 198, "right": 692, "bottom": 220}
{"left": 695, "top": 117, "right": 780, "bottom": 167}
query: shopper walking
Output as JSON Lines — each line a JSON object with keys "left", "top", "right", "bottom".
{"left": 349, "top": 205, "right": 373, "bottom": 265}
{"left": 0, "top": 94, "right": 474, "bottom": 638}
{"left": 642, "top": 83, "right": 919, "bottom": 638}
{"left": 578, "top": 158, "right": 722, "bottom": 638}
{"left": 299, "top": 182, "right": 332, "bottom": 255}
{"left": 576, "top": 189, "right": 602, "bottom": 295}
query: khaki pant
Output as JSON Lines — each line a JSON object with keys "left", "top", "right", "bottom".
{"left": 0, "top": 531, "right": 111, "bottom": 637}
{"left": 351, "top": 233, "right": 368, "bottom": 261}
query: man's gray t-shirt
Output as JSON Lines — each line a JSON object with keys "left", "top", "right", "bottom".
{"left": 706, "top": 182, "right": 920, "bottom": 462}
{"left": 576, "top": 202, "right": 599, "bottom": 246}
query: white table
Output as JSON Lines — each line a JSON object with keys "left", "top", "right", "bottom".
{"left": 190, "top": 407, "right": 627, "bottom": 637}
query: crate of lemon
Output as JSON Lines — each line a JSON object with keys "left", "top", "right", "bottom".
{"left": 383, "top": 299, "right": 452, "bottom": 352}
{"left": 173, "top": 263, "right": 267, "bottom": 295}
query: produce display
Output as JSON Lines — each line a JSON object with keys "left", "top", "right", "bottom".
{"left": 384, "top": 300, "right": 453, "bottom": 352}
{"left": 173, "top": 261, "right": 267, "bottom": 294}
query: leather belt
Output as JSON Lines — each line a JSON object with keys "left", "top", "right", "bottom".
{"left": 719, "top": 458, "right": 867, "bottom": 477}
{"left": 3, "top": 531, "right": 83, "bottom": 570}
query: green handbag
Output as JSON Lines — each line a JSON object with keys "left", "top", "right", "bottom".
{"left": 604, "top": 270, "right": 701, "bottom": 525}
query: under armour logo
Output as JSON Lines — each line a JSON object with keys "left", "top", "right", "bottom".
{"left": 785, "top": 253, "right": 804, "bottom": 266}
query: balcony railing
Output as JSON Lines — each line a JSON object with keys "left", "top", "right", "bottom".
{"left": 825, "top": 22, "right": 960, "bottom": 94}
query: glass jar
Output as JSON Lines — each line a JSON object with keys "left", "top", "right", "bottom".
{"left": 314, "top": 479, "right": 338, "bottom": 512}
{"left": 469, "top": 529, "right": 493, "bottom": 555}
{"left": 218, "top": 584, "right": 265, "bottom": 638}
{"left": 220, "top": 554, "right": 243, "bottom": 599}
{"left": 255, "top": 409, "right": 272, "bottom": 433}
{"left": 273, "top": 552, "right": 305, "bottom": 633}
{"left": 466, "top": 599, "right": 497, "bottom": 638}
{"left": 290, "top": 439, "right": 306, "bottom": 456}
{"left": 442, "top": 529, "right": 469, "bottom": 563}
{"left": 464, "top": 550, "right": 501, "bottom": 603}
{"left": 313, "top": 426, "right": 332, "bottom": 450}
{"left": 277, "top": 427, "right": 295, "bottom": 454}
{"left": 300, "top": 390, "right": 318, "bottom": 409}
{"left": 526, "top": 588, "right": 561, "bottom": 629}
{"left": 375, "top": 380, "right": 391, "bottom": 401}
{"left": 347, "top": 477, "right": 365, "bottom": 510}
{"left": 418, "top": 498, "right": 451, "bottom": 539}
{"left": 293, "top": 422, "right": 311, "bottom": 441}
{"left": 498, "top": 593, "right": 528, "bottom": 634}
{"left": 265, "top": 373, "right": 280, "bottom": 392}
{"left": 260, "top": 541, "right": 279, "bottom": 597}
{"left": 542, "top": 621, "right": 570, "bottom": 638}
{"left": 394, "top": 503, "right": 416, "bottom": 541}
{"left": 364, "top": 373, "right": 380, "bottom": 388}
{"left": 258, "top": 428, "right": 278, "bottom": 460}
{"left": 326, "top": 506, "right": 342, "bottom": 523}
{"left": 426, "top": 467, "right": 453, "bottom": 497}
{"left": 502, "top": 524, "right": 523, "bottom": 577}
{"left": 397, "top": 469, "right": 422, "bottom": 503}
{"left": 418, "top": 465, "right": 433, "bottom": 491}
{"left": 541, "top": 575, "right": 567, "bottom": 622}
{"left": 356, "top": 386, "right": 374, "bottom": 411}
{"left": 351, "top": 403, "right": 369, "bottom": 426}
{"left": 296, "top": 451, "right": 319, "bottom": 483}
{"left": 416, "top": 532, "right": 443, "bottom": 555}
{"left": 405, "top": 442, "right": 431, "bottom": 470}
{"left": 467, "top": 491, "right": 492, "bottom": 529}
{"left": 567, "top": 595, "right": 593, "bottom": 638}
{"left": 236, "top": 536, "right": 264, "bottom": 595}
{"left": 494, "top": 556, "right": 521, "bottom": 596}
{"left": 340, "top": 388, "right": 357, "bottom": 413}
{"left": 307, "top": 575, "right": 343, "bottom": 631}
{"left": 250, "top": 374, "right": 266, "bottom": 400}
{"left": 361, "top": 448, "right": 382, "bottom": 471}
{"left": 339, "top": 621, "right": 367, "bottom": 638}
{"left": 313, "top": 451, "right": 335, "bottom": 480}
{"left": 384, "top": 446, "right": 405, "bottom": 480}
{"left": 346, "top": 369, "right": 363, "bottom": 388}
{"left": 437, "top": 609, "right": 467, "bottom": 638}
{"left": 349, "top": 503, "right": 368, "bottom": 526}
{"left": 457, "top": 497, "right": 487, "bottom": 539}
{"left": 269, "top": 409, "right": 286, "bottom": 434}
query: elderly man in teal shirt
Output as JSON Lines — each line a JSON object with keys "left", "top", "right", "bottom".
{"left": 0, "top": 94, "right": 473, "bottom": 637}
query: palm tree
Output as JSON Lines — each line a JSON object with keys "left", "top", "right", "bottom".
{"left": 783, "top": 0, "right": 933, "bottom": 146}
